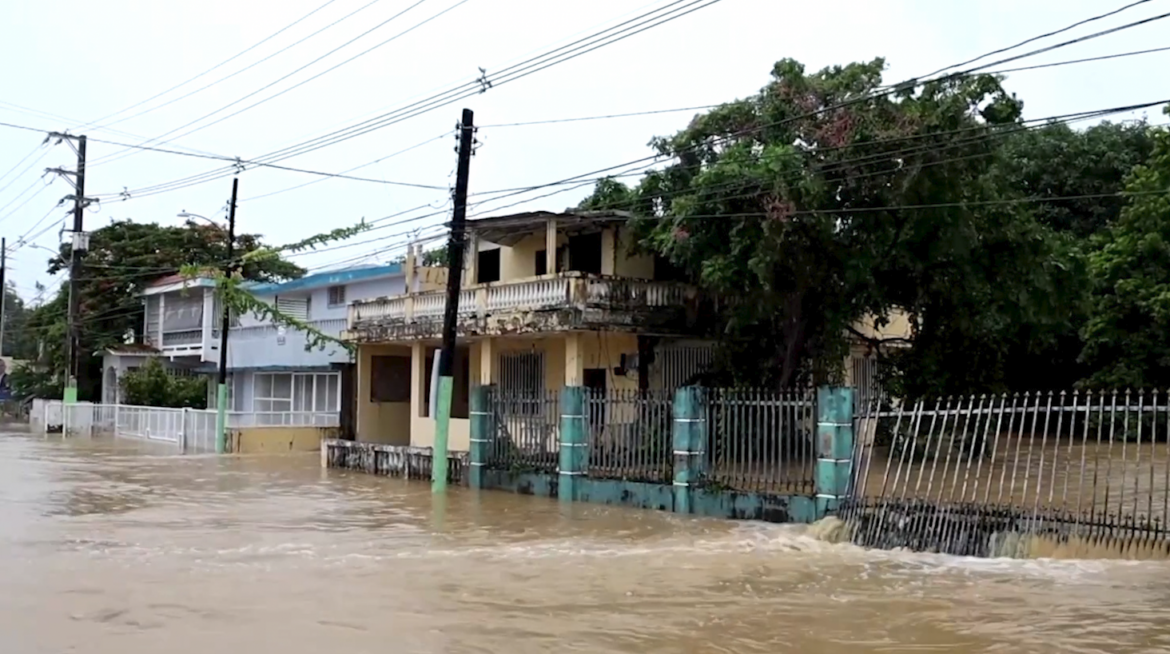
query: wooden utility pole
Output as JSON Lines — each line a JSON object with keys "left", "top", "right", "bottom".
{"left": 214, "top": 177, "right": 239, "bottom": 454}
{"left": 432, "top": 108, "right": 475, "bottom": 493}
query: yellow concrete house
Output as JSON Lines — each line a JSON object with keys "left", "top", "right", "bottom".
{"left": 344, "top": 209, "right": 910, "bottom": 449}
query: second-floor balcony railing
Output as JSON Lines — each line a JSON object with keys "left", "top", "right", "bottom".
{"left": 348, "top": 272, "right": 696, "bottom": 334}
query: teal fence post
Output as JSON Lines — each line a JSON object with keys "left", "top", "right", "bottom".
{"left": 558, "top": 386, "right": 586, "bottom": 503}
{"left": 469, "top": 385, "right": 494, "bottom": 490}
{"left": 672, "top": 386, "right": 705, "bottom": 514}
{"left": 815, "top": 386, "right": 854, "bottom": 519}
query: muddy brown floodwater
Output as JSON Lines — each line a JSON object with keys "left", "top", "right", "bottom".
{"left": 2, "top": 430, "right": 1170, "bottom": 653}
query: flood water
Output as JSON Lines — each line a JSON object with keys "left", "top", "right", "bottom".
{"left": 3, "top": 429, "right": 1170, "bottom": 653}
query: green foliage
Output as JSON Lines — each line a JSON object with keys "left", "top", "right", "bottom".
{"left": 578, "top": 57, "right": 1170, "bottom": 395}
{"left": 190, "top": 220, "right": 370, "bottom": 355}
{"left": 9, "top": 362, "right": 62, "bottom": 399}
{"left": 1081, "top": 111, "right": 1170, "bottom": 389}
{"left": 1, "top": 282, "right": 37, "bottom": 360}
{"left": 119, "top": 358, "right": 207, "bottom": 408}
{"left": 421, "top": 245, "right": 448, "bottom": 266}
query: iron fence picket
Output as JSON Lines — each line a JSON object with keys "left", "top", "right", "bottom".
{"left": 486, "top": 387, "right": 560, "bottom": 473}
{"left": 705, "top": 388, "right": 816, "bottom": 494}
{"left": 845, "top": 389, "right": 1170, "bottom": 557}
{"left": 583, "top": 388, "right": 673, "bottom": 484}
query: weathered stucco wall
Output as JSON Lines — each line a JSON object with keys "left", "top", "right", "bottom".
{"left": 230, "top": 426, "right": 338, "bottom": 453}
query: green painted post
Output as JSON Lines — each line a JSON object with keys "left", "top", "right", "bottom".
{"left": 672, "top": 386, "right": 705, "bottom": 514}
{"left": 815, "top": 386, "right": 854, "bottom": 519}
{"left": 469, "top": 385, "right": 494, "bottom": 490}
{"left": 432, "top": 376, "right": 454, "bottom": 493}
{"left": 214, "top": 383, "right": 228, "bottom": 454}
{"left": 63, "top": 384, "right": 78, "bottom": 405}
{"left": 558, "top": 386, "right": 586, "bottom": 503}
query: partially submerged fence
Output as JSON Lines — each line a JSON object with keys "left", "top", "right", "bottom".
{"left": 482, "top": 386, "right": 817, "bottom": 492}
{"left": 842, "top": 391, "right": 1170, "bottom": 558}
{"left": 35, "top": 400, "right": 338, "bottom": 454}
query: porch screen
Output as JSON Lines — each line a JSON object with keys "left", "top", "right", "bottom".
{"left": 162, "top": 293, "right": 203, "bottom": 332}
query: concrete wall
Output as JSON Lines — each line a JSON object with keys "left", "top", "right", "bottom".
{"left": 355, "top": 343, "right": 412, "bottom": 445}
{"left": 230, "top": 426, "right": 338, "bottom": 454}
{"left": 467, "top": 224, "right": 655, "bottom": 285}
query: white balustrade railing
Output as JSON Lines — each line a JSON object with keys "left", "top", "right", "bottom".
{"left": 348, "top": 274, "right": 693, "bottom": 327}
{"left": 42, "top": 401, "right": 339, "bottom": 454}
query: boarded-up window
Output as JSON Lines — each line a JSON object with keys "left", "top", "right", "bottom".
{"left": 371, "top": 355, "right": 410, "bottom": 402}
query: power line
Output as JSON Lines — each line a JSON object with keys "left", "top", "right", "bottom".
{"left": 917, "top": 0, "right": 1156, "bottom": 79}
{"left": 88, "top": 0, "right": 454, "bottom": 169}
{"left": 83, "top": 0, "right": 347, "bottom": 130}
{"left": 94, "top": 0, "right": 724, "bottom": 202}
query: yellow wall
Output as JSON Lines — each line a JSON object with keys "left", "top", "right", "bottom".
{"left": 230, "top": 426, "right": 336, "bottom": 453}
{"left": 853, "top": 310, "right": 913, "bottom": 341}
{"left": 356, "top": 343, "right": 413, "bottom": 445}
{"left": 466, "top": 224, "right": 656, "bottom": 286}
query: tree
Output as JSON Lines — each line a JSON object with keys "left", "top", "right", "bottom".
{"left": 580, "top": 58, "right": 1068, "bottom": 395}
{"left": 30, "top": 220, "right": 306, "bottom": 401}
{"left": 1, "top": 282, "right": 36, "bottom": 360}
{"left": 120, "top": 358, "right": 207, "bottom": 408}
{"left": 1080, "top": 116, "right": 1170, "bottom": 388}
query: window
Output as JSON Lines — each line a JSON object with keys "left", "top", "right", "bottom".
{"left": 535, "top": 249, "right": 547, "bottom": 276}
{"left": 327, "top": 285, "right": 347, "bottom": 307}
{"left": 568, "top": 232, "right": 603, "bottom": 274}
{"left": 253, "top": 372, "right": 339, "bottom": 413}
{"left": 477, "top": 249, "right": 500, "bottom": 283}
{"left": 371, "top": 355, "right": 410, "bottom": 402}
{"left": 275, "top": 296, "right": 310, "bottom": 321}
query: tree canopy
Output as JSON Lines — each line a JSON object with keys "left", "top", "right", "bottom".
{"left": 18, "top": 220, "right": 305, "bottom": 401}
{"left": 580, "top": 57, "right": 1168, "bottom": 393}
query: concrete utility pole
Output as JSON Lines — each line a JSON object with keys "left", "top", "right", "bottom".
{"left": 432, "top": 108, "right": 476, "bottom": 494}
{"left": 214, "top": 177, "right": 239, "bottom": 454}
{"left": 45, "top": 133, "right": 92, "bottom": 404}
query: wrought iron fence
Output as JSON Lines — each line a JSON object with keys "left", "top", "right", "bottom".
{"left": 844, "top": 390, "right": 1170, "bottom": 557}
{"left": 584, "top": 388, "right": 674, "bottom": 484}
{"left": 486, "top": 388, "right": 560, "bottom": 473}
{"left": 705, "top": 388, "right": 816, "bottom": 494}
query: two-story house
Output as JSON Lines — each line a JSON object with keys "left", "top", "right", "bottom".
{"left": 344, "top": 210, "right": 714, "bottom": 450}
{"left": 344, "top": 209, "right": 915, "bottom": 450}
{"left": 101, "top": 264, "right": 410, "bottom": 427}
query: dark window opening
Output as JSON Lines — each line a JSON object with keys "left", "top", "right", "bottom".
{"left": 568, "top": 232, "right": 603, "bottom": 275}
{"left": 535, "top": 249, "right": 547, "bottom": 276}
{"left": 583, "top": 368, "right": 608, "bottom": 428}
{"left": 477, "top": 248, "right": 501, "bottom": 284}
{"left": 371, "top": 355, "right": 411, "bottom": 402}
{"left": 653, "top": 254, "right": 688, "bottom": 282}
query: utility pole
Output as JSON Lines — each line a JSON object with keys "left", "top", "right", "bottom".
{"left": 46, "top": 133, "right": 92, "bottom": 404}
{"left": 0, "top": 237, "right": 7, "bottom": 358}
{"left": 432, "top": 108, "right": 476, "bottom": 493}
{"left": 214, "top": 177, "right": 239, "bottom": 455}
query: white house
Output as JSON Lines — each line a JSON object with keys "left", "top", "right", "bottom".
{"left": 101, "top": 264, "right": 407, "bottom": 428}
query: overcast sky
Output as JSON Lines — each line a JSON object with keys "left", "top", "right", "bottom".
{"left": 0, "top": 0, "right": 1166, "bottom": 302}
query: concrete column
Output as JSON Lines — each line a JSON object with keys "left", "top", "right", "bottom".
{"left": 815, "top": 386, "right": 854, "bottom": 519}
{"left": 672, "top": 386, "right": 706, "bottom": 514}
{"left": 479, "top": 337, "right": 494, "bottom": 385}
{"left": 545, "top": 218, "right": 557, "bottom": 274}
{"left": 404, "top": 244, "right": 416, "bottom": 291}
{"left": 467, "top": 234, "right": 479, "bottom": 284}
{"left": 558, "top": 386, "right": 586, "bottom": 503}
{"left": 410, "top": 342, "right": 425, "bottom": 422}
{"left": 469, "top": 384, "right": 495, "bottom": 489}
{"left": 564, "top": 333, "right": 583, "bottom": 386}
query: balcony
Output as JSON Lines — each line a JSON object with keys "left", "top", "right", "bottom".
{"left": 346, "top": 272, "right": 700, "bottom": 342}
